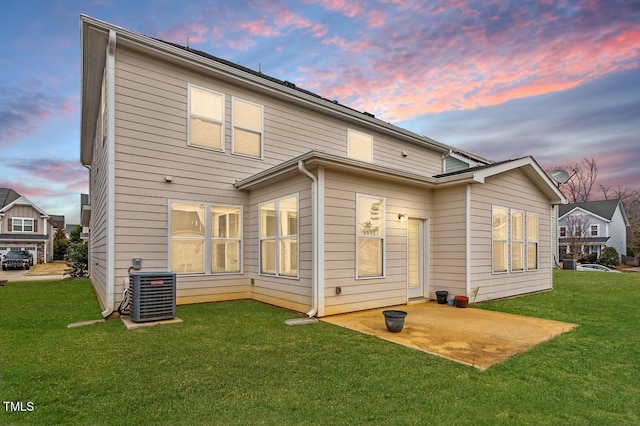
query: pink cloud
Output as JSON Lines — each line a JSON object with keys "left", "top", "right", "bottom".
{"left": 157, "top": 22, "right": 210, "bottom": 44}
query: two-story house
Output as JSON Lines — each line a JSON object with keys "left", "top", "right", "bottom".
{"left": 0, "top": 188, "right": 54, "bottom": 264}
{"left": 558, "top": 199, "right": 629, "bottom": 260}
{"left": 80, "top": 16, "right": 566, "bottom": 318}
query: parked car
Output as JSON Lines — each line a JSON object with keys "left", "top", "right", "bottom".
{"left": 576, "top": 264, "right": 621, "bottom": 273}
{"left": 13, "top": 250, "right": 34, "bottom": 266}
{"left": 2, "top": 251, "right": 31, "bottom": 270}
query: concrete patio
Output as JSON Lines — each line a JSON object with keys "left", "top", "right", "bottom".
{"left": 321, "top": 302, "right": 577, "bottom": 371}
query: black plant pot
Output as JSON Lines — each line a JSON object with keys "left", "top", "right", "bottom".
{"left": 435, "top": 290, "right": 448, "bottom": 304}
{"left": 383, "top": 310, "right": 407, "bottom": 333}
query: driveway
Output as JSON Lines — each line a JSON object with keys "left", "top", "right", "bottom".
{"left": 1, "top": 268, "right": 64, "bottom": 283}
{"left": 322, "top": 302, "right": 577, "bottom": 371}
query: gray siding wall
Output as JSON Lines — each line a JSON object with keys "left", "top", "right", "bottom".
{"left": 431, "top": 185, "right": 468, "bottom": 297}
{"left": 608, "top": 206, "right": 627, "bottom": 259}
{"left": 88, "top": 71, "right": 110, "bottom": 310}
{"left": 108, "top": 45, "right": 445, "bottom": 310}
{"left": 469, "top": 169, "right": 552, "bottom": 301}
{"left": 323, "top": 169, "right": 433, "bottom": 316}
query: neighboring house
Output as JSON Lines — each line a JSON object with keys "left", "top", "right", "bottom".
{"left": 0, "top": 188, "right": 54, "bottom": 264}
{"left": 80, "top": 16, "right": 566, "bottom": 318}
{"left": 558, "top": 199, "right": 629, "bottom": 260}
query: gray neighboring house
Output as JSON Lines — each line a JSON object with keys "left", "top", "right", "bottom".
{"left": 0, "top": 188, "right": 54, "bottom": 264}
{"left": 558, "top": 199, "right": 629, "bottom": 260}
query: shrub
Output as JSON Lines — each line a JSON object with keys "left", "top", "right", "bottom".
{"left": 65, "top": 240, "right": 88, "bottom": 278}
{"left": 600, "top": 246, "right": 620, "bottom": 267}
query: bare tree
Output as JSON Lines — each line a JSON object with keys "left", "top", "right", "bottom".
{"left": 599, "top": 184, "right": 639, "bottom": 205}
{"left": 562, "top": 214, "right": 590, "bottom": 259}
{"left": 565, "top": 158, "right": 598, "bottom": 203}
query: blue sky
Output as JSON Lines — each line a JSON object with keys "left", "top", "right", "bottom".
{"left": 1, "top": 0, "right": 639, "bottom": 223}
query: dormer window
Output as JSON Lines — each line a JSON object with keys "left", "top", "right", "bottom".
{"left": 12, "top": 218, "right": 34, "bottom": 232}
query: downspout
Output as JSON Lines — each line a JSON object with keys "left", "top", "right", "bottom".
{"left": 442, "top": 149, "right": 452, "bottom": 172}
{"left": 298, "top": 160, "right": 318, "bottom": 317}
{"left": 102, "top": 29, "right": 117, "bottom": 318}
{"left": 465, "top": 183, "right": 471, "bottom": 297}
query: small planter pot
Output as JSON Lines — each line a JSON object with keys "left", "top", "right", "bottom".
{"left": 435, "top": 290, "right": 448, "bottom": 304}
{"left": 454, "top": 296, "right": 469, "bottom": 308}
{"left": 382, "top": 310, "right": 407, "bottom": 333}
{"left": 447, "top": 297, "right": 455, "bottom": 306}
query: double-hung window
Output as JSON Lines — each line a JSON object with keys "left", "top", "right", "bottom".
{"left": 188, "top": 84, "right": 224, "bottom": 151}
{"left": 511, "top": 210, "right": 524, "bottom": 272}
{"left": 526, "top": 213, "right": 539, "bottom": 270}
{"left": 492, "top": 207, "right": 508, "bottom": 273}
{"left": 348, "top": 129, "right": 373, "bottom": 163}
{"left": 590, "top": 224, "right": 599, "bottom": 236}
{"left": 170, "top": 201, "right": 242, "bottom": 275}
{"left": 12, "top": 218, "right": 34, "bottom": 232}
{"left": 233, "top": 98, "right": 263, "bottom": 158}
{"left": 357, "top": 195, "right": 385, "bottom": 278}
{"left": 259, "top": 194, "right": 298, "bottom": 277}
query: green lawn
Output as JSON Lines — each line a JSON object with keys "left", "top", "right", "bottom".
{"left": 1, "top": 272, "right": 639, "bottom": 425}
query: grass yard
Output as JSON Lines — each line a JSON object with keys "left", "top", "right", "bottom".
{"left": 1, "top": 271, "right": 639, "bottom": 425}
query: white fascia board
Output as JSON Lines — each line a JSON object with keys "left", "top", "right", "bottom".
{"left": 559, "top": 207, "right": 610, "bottom": 223}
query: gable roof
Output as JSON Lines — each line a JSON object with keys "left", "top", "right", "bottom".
{"left": 234, "top": 151, "right": 567, "bottom": 204}
{"left": 559, "top": 199, "right": 626, "bottom": 223}
{"left": 80, "top": 15, "right": 490, "bottom": 167}
{"left": 0, "top": 188, "right": 22, "bottom": 209}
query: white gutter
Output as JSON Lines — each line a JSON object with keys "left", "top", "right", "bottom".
{"left": 102, "top": 29, "right": 116, "bottom": 318}
{"left": 298, "top": 160, "right": 318, "bottom": 317}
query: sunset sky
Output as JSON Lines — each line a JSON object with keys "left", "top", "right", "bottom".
{"left": 1, "top": 0, "right": 638, "bottom": 223}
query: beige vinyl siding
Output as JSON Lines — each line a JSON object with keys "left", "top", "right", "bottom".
{"left": 430, "top": 185, "right": 468, "bottom": 297}
{"left": 246, "top": 175, "right": 312, "bottom": 313}
{"left": 469, "top": 169, "right": 552, "bottom": 301}
{"left": 5, "top": 206, "right": 41, "bottom": 228}
{"left": 88, "top": 78, "right": 110, "bottom": 309}
{"left": 323, "top": 169, "right": 432, "bottom": 316}
{"left": 109, "top": 45, "right": 447, "bottom": 310}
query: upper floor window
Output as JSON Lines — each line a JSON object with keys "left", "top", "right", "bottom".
{"left": 233, "top": 98, "right": 263, "bottom": 158}
{"left": 348, "top": 129, "right": 372, "bottom": 163}
{"left": 590, "top": 224, "right": 599, "bottom": 236}
{"left": 357, "top": 194, "right": 385, "bottom": 278}
{"left": 188, "top": 84, "right": 224, "bottom": 151}
{"left": 12, "top": 218, "right": 35, "bottom": 233}
{"left": 559, "top": 226, "right": 566, "bottom": 237}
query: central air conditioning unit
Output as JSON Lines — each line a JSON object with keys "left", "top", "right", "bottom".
{"left": 129, "top": 272, "right": 176, "bottom": 323}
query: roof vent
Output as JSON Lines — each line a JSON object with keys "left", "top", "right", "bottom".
{"left": 363, "top": 111, "right": 375, "bottom": 118}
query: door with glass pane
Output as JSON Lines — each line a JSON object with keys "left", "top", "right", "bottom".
{"left": 407, "top": 219, "right": 426, "bottom": 299}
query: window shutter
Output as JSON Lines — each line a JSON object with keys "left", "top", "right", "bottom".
{"left": 7, "top": 218, "right": 11, "bottom": 231}
{"left": 34, "top": 220, "right": 38, "bottom": 233}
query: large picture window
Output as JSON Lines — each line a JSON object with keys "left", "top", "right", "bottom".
{"left": 170, "top": 201, "right": 242, "bottom": 275}
{"left": 188, "top": 84, "right": 224, "bottom": 151}
{"left": 357, "top": 195, "right": 385, "bottom": 278}
{"left": 233, "top": 98, "right": 263, "bottom": 158}
{"left": 260, "top": 194, "right": 298, "bottom": 278}
{"left": 492, "top": 207, "right": 508, "bottom": 273}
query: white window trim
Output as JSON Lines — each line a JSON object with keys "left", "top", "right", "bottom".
{"left": 347, "top": 129, "right": 373, "bottom": 163}
{"left": 510, "top": 209, "right": 524, "bottom": 273}
{"left": 526, "top": 212, "right": 539, "bottom": 271}
{"left": 232, "top": 96, "right": 264, "bottom": 159}
{"left": 356, "top": 193, "right": 386, "bottom": 280}
{"left": 258, "top": 193, "right": 299, "bottom": 279}
{"left": 590, "top": 224, "right": 599, "bottom": 236}
{"left": 187, "top": 83, "right": 225, "bottom": 152}
{"left": 12, "top": 217, "right": 34, "bottom": 233}
{"left": 559, "top": 226, "right": 566, "bottom": 237}
{"left": 492, "top": 206, "right": 509, "bottom": 274}
{"left": 168, "top": 200, "right": 243, "bottom": 275}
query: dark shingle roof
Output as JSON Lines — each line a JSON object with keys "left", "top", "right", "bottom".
{"left": 558, "top": 199, "right": 621, "bottom": 220}
{"left": 0, "top": 188, "right": 22, "bottom": 209}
